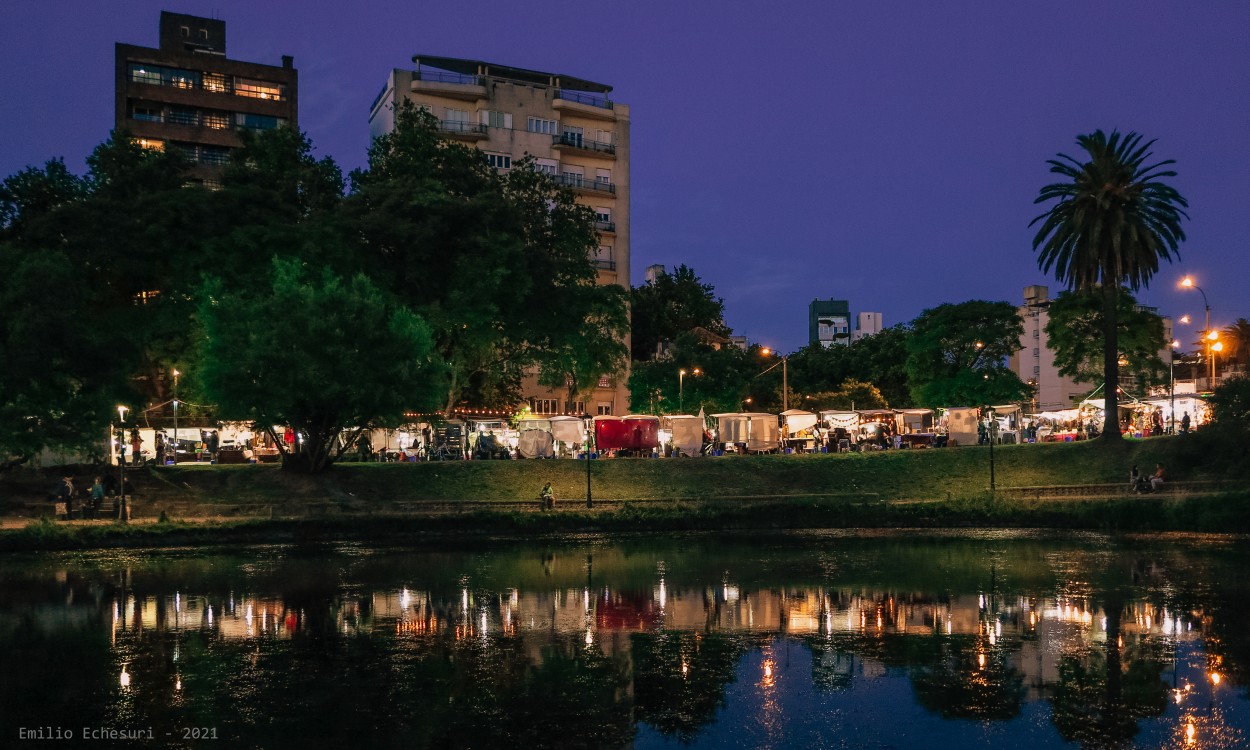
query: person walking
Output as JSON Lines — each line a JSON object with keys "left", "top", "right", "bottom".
{"left": 56, "top": 476, "right": 75, "bottom": 519}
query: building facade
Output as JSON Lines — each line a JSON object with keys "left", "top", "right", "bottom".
{"left": 852, "top": 312, "right": 883, "bottom": 342}
{"left": 115, "top": 11, "right": 298, "bottom": 186}
{"left": 370, "top": 55, "right": 631, "bottom": 415}
{"left": 809, "top": 299, "right": 850, "bottom": 348}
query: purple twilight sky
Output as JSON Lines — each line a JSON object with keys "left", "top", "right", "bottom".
{"left": 4, "top": 1, "right": 1249, "bottom": 354}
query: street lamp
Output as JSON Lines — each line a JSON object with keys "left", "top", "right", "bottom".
{"left": 172, "top": 368, "right": 180, "bottom": 465}
{"left": 116, "top": 405, "right": 129, "bottom": 522}
{"left": 678, "top": 367, "right": 701, "bottom": 413}
{"left": 760, "top": 348, "right": 789, "bottom": 411}
{"left": 985, "top": 406, "right": 998, "bottom": 496}
{"left": 1180, "top": 277, "right": 1215, "bottom": 387}
{"left": 1212, "top": 339, "right": 1224, "bottom": 388}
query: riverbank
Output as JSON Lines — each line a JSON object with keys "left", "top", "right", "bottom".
{"left": 3, "top": 435, "right": 1248, "bottom": 550}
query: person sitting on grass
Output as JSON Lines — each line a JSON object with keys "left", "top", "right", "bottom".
{"left": 540, "top": 482, "right": 556, "bottom": 509}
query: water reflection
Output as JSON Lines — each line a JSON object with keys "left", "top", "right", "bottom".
{"left": 1, "top": 533, "right": 1247, "bottom": 749}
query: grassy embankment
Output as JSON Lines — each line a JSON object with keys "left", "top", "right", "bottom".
{"left": 3, "top": 434, "right": 1248, "bottom": 550}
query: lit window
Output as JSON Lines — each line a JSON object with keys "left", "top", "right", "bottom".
{"left": 135, "top": 138, "right": 165, "bottom": 151}
{"left": 566, "top": 401, "right": 585, "bottom": 414}
{"left": 597, "top": 375, "right": 612, "bottom": 389}
{"left": 532, "top": 399, "right": 559, "bottom": 415}
{"left": 233, "top": 77, "right": 284, "bottom": 101}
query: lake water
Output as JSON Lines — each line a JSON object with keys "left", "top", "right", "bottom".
{"left": 1, "top": 531, "right": 1247, "bottom": 749}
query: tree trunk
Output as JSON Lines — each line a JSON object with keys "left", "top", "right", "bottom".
{"left": 1100, "top": 284, "right": 1122, "bottom": 440}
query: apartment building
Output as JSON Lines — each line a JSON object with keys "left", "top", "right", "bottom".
{"left": 1009, "top": 285, "right": 1089, "bottom": 411}
{"left": 115, "top": 11, "right": 298, "bottom": 186}
{"left": 370, "top": 55, "right": 631, "bottom": 415}
{"left": 852, "top": 312, "right": 883, "bottom": 342}
{"left": 809, "top": 299, "right": 851, "bottom": 348}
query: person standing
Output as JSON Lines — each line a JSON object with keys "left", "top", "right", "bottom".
{"left": 208, "top": 430, "right": 220, "bottom": 462}
{"left": 90, "top": 477, "right": 106, "bottom": 519}
{"left": 56, "top": 476, "right": 75, "bottom": 519}
{"left": 1180, "top": 412, "right": 1191, "bottom": 434}
{"left": 154, "top": 431, "right": 166, "bottom": 465}
{"left": 129, "top": 428, "right": 143, "bottom": 466}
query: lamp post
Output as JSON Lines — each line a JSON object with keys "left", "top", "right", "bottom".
{"left": 1212, "top": 339, "right": 1224, "bottom": 389}
{"left": 985, "top": 406, "right": 997, "bottom": 495}
{"left": 678, "top": 367, "right": 700, "bottom": 412}
{"left": 585, "top": 421, "right": 593, "bottom": 509}
{"left": 172, "top": 368, "right": 180, "bottom": 465}
{"left": 116, "top": 405, "right": 129, "bottom": 522}
{"left": 1180, "top": 277, "right": 1215, "bottom": 388}
{"left": 1169, "top": 340, "right": 1179, "bottom": 434}
{"left": 760, "top": 349, "right": 789, "bottom": 411}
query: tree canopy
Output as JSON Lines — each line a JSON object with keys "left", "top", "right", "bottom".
{"left": 905, "top": 300, "right": 1028, "bottom": 407}
{"left": 1044, "top": 288, "right": 1167, "bottom": 392}
{"left": 197, "top": 258, "right": 443, "bottom": 474}
{"left": 630, "top": 264, "right": 731, "bottom": 362}
{"left": 1032, "top": 130, "right": 1187, "bottom": 438}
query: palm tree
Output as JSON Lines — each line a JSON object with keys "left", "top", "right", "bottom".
{"left": 1031, "top": 131, "right": 1188, "bottom": 440}
{"left": 1222, "top": 318, "right": 1250, "bottom": 371}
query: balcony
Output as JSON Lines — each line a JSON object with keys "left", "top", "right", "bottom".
{"left": 594, "top": 259, "right": 617, "bottom": 271}
{"left": 411, "top": 70, "right": 487, "bottom": 101}
{"left": 554, "top": 174, "right": 615, "bottom": 196}
{"left": 438, "top": 120, "right": 488, "bottom": 140}
{"left": 554, "top": 90, "right": 616, "bottom": 121}
{"left": 552, "top": 134, "right": 615, "bottom": 157}
{"left": 594, "top": 220, "right": 616, "bottom": 234}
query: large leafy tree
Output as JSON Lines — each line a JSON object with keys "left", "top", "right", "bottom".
{"left": 789, "top": 325, "right": 913, "bottom": 408}
{"left": 627, "top": 335, "right": 760, "bottom": 414}
{"left": 1031, "top": 131, "right": 1188, "bottom": 440}
{"left": 347, "top": 104, "right": 627, "bottom": 413}
{"left": 1045, "top": 288, "right": 1167, "bottom": 394}
{"left": 196, "top": 258, "right": 444, "bottom": 473}
{"left": 905, "top": 300, "right": 1028, "bottom": 407}
{"left": 630, "top": 264, "right": 731, "bottom": 361}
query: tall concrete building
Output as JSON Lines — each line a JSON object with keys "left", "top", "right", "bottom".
{"left": 1009, "top": 285, "right": 1089, "bottom": 411}
{"left": 116, "top": 11, "right": 298, "bottom": 186}
{"left": 370, "top": 55, "right": 630, "bottom": 415}
{"left": 809, "top": 299, "right": 850, "bottom": 348}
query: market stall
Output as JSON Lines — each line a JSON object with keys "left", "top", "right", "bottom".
{"left": 944, "top": 407, "right": 979, "bottom": 447}
{"left": 819, "top": 410, "right": 860, "bottom": 452}
{"left": 593, "top": 415, "right": 660, "bottom": 455}
{"left": 662, "top": 415, "right": 705, "bottom": 456}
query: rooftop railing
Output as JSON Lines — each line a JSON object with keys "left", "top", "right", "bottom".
{"left": 556, "top": 90, "right": 613, "bottom": 109}
{"left": 415, "top": 70, "right": 485, "bottom": 86}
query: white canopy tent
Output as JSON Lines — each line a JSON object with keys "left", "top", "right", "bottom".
{"left": 662, "top": 415, "right": 704, "bottom": 456}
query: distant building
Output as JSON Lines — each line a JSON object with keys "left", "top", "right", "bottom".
{"left": 370, "top": 55, "right": 630, "bottom": 415}
{"left": 1009, "top": 285, "right": 1089, "bottom": 411}
{"left": 645, "top": 264, "right": 665, "bottom": 284}
{"left": 809, "top": 299, "right": 851, "bottom": 348}
{"left": 852, "top": 312, "right": 883, "bottom": 342}
{"left": 729, "top": 335, "right": 748, "bottom": 351}
{"left": 115, "top": 11, "right": 298, "bottom": 187}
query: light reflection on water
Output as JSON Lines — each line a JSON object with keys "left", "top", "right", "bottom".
{"left": 1, "top": 532, "right": 1248, "bottom": 749}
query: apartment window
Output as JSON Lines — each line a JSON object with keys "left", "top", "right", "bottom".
{"left": 202, "top": 111, "right": 231, "bottom": 130}
{"left": 134, "top": 138, "right": 165, "bottom": 152}
{"left": 199, "top": 146, "right": 231, "bottom": 166}
{"left": 485, "top": 152, "right": 511, "bottom": 171}
{"left": 236, "top": 113, "right": 282, "bottom": 131}
{"left": 595, "top": 129, "right": 613, "bottom": 145}
{"left": 560, "top": 126, "right": 583, "bottom": 147}
{"left": 233, "top": 77, "right": 285, "bottom": 101}
{"left": 566, "top": 401, "right": 585, "bottom": 414}
{"left": 561, "top": 166, "right": 584, "bottom": 187}
{"left": 199, "top": 29, "right": 209, "bottom": 40}
{"left": 1032, "top": 329, "right": 1039, "bottom": 339}
{"left": 203, "top": 73, "right": 229, "bottom": 93}
{"left": 527, "top": 117, "right": 557, "bottom": 135}
{"left": 1033, "top": 347, "right": 1039, "bottom": 357}
{"left": 131, "top": 105, "right": 162, "bottom": 123}
{"left": 533, "top": 158, "right": 557, "bottom": 176}
{"left": 128, "top": 63, "right": 199, "bottom": 89}
{"left": 532, "top": 399, "right": 559, "bottom": 415}
{"left": 597, "top": 403, "right": 613, "bottom": 416}
{"left": 480, "top": 110, "right": 513, "bottom": 129}
{"left": 597, "top": 375, "right": 612, "bottom": 389}
{"left": 595, "top": 207, "right": 611, "bottom": 223}
{"left": 595, "top": 168, "right": 611, "bottom": 188}
{"left": 167, "top": 107, "right": 198, "bottom": 126}
{"left": 180, "top": 26, "right": 189, "bottom": 37}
